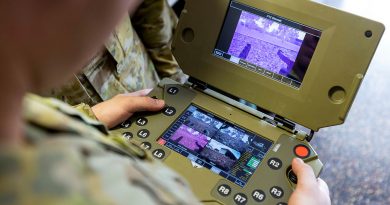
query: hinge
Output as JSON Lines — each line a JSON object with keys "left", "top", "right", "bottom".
{"left": 274, "top": 115, "right": 295, "bottom": 133}
{"left": 188, "top": 77, "right": 208, "bottom": 90}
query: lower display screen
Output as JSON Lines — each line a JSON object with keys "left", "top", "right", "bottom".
{"left": 157, "top": 104, "right": 273, "bottom": 187}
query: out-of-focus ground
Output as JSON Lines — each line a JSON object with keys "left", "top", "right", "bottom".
{"left": 311, "top": 0, "right": 390, "bottom": 204}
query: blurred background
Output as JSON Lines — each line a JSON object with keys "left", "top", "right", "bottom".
{"left": 169, "top": 0, "right": 390, "bottom": 204}
{"left": 310, "top": 0, "right": 390, "bottom": 205}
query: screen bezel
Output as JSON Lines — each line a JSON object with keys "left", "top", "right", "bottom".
{"left": 213, "top": 2, "right": 322, "bottom": 89}
{"left": 172, "top": 0, "right": 384, "bottom": 130}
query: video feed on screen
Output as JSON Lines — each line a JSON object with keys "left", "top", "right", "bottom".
{"left": 213, "top": 1, "right": 321, "bottom": 88}
{"left": 158, "top": 105, "right": 273, "bottom": 187}
{"left": 228, "top": 11, "right": 305, "bottom": 77}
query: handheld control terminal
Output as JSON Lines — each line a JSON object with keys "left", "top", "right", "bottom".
{"left": 112, "top": 0, "right": 384, "bottom": 204}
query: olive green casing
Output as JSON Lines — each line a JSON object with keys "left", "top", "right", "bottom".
{"left": 112, "top": 0, "right": 385, "bottom": 204}
{"left": 172, "top": 0, "right": 385, "bottom": 131}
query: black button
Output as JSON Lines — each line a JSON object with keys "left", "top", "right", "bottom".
{"left": 287, "top": 169, "right": 298, "bottom": 184}
{"left": 140, "top": 142, "right": 152, "bottom": 150}
{"left": 234, "top": 193, "right": 247, "bottom": 205}
{"left": 136, "top": 117, "right": 148, "bottom": 126}
{"left": 276, "top": 203, "right": 287, "bottom": 205}
{"left": 270, "top": 186, "right": 284, "bottom": 199}
{"left": 152, "top": 149, "right": 165, "bottom": 159}
{"left": 151, "top": 96, "right": 158, "bottom": 99}
{"left": 252, "top": 190, "right": 266, "bottom": 202}
{"left": 163, "top": 106, "right": 176, "bottom": 116}
{"left": 120, "top": 120, "right": 131, "bottom": 128}
{"left": 122, "top": 132, "right": 133, "bottom": 140}
{"left": 167, "top": 87, "right": 179, "bottom": 95}
{"left": 217, "top": 184, "right": 231, "bottom": 197}
{"left": 268, "top": 158, "right": 283, "bottom": 170}
{"left": 137, "top": 129, "right": 150, "bottom": 139}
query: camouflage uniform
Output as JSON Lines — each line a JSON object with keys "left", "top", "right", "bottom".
{"left": 47, "top": 0, "right": 187, "bottom": 106}
{"left": 0, "top": 94, "right": 200, "bottom": 205}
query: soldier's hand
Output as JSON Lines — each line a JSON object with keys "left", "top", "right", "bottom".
{"left": 92, "top": 89, "right": 165, "bottom": 129}
{"left": 288, "top": 158, "right": 331, "bottom": 205}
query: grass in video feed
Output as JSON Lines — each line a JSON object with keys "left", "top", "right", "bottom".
{"left": 169, "top": 124, "right": 210, "bottom": 152}
{"left": 228, "top": 11, "right": 306, "bottom": 76}
{"left": 199, "top": 139, "right": 241, "bottom": 171}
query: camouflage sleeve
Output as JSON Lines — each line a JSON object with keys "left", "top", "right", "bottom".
{"left": 0, "top": 94, "right": 201, "bottom": 205}
{"left": 0, "top": 139, "right": 201, "bottom": 205}
{"left": 132, "top": 0, "right": 188, "bottom": 84}
{"left": 73, "top": 103, "right": 98, "bottom": 121}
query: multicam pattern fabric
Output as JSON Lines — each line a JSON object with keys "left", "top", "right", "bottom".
{"left": 0, "top": 94, "right": 200, "bottom": 205}
{"left": 46, "top": 0, "right": 187, "bottom": 106}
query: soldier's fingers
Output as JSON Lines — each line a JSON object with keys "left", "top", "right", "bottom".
{"left": 125, "top": 88, "right": 153, "bottom": 97}
{"left": 291, "top": 158, "right": 317, "bottom": 188}
{"left": 126, "top": 96, "right": 165, "bottom": 112}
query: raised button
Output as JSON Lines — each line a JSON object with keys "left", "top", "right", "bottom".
{"left": 137, "top": 129, "right": 150, "bottom": 139}
{"left": 140, "top": 142, "right": 152, "bottom": 150}
{"left": 268, "top": 158, "right": 283, "bottom": 170}
{"left": 163, "top": 106, "right": 176, "bottom": 116}
{"left": 252, "top": 190, "right": 266, "bottom": 202}
{"left": 270, "top": 186, "right": 284, "bottom": 199}
{"left": 152, "top": 149, "right": 165, "bottom": 159}
{"left": 234, "top": 193, "right": 247, "bottom": 205}
{"left": 287, "top": 169, "right": 298, "bottom": 184}
{"left": 120, "top": 120, "right": 131, "bottom": 128}
{"left": 122, "top": 132, "right": 133, "bottom": 140}
{"left": 136, "top": 117, "right": 148, "bottom": 126}
{"left": 167, "top": 87, "right": 179, "bottom": 95}
{"left": 217, "top": 184, "right": 231, "bottom": 197}
{"left": 294, "top": 145, "right": 310, "bottom": 158}
{"left": 276, "top": 203, "right": 287, "bottom": 205}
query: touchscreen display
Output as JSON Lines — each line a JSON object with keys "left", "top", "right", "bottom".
{"left": 213, "top": 1, "right": 322, "bottom": 88}
{"left": 157, "top": 105, "right": 273, "bottom": 187}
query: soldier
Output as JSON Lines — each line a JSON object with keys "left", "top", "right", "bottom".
{"left": 0, "top": 0, "right": 330, "bottom": 205}
{"left": 43, "top": 0, "right": 187, "bottom": 106}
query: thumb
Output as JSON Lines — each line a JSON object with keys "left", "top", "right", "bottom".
{"left": 125, "top": 96, "right": 165, "bottom": 113}
{"left": 292, "top": 158, "right": 317, "bottom": 188}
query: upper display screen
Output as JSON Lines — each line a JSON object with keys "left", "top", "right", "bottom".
{"left": 158, "top": 105, "right": 273, "bottom": 187}
{"left": 213, "top": 1, "right": 321, "bottom": 88}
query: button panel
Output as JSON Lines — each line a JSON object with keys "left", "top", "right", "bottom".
{"left": 114, "top": 82, "right": 320, "bottom": 205}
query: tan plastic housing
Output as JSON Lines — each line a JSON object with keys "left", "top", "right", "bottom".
{"left": 172, "top": 0, "right": 385, "bottom": 131}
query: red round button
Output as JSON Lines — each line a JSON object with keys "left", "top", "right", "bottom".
{"left": 294, "top": 145, "right": 310, "bottom": 158}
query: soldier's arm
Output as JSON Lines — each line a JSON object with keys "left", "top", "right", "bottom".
{"left": 132, "top": 0, "right": 188, "bottom": 83}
